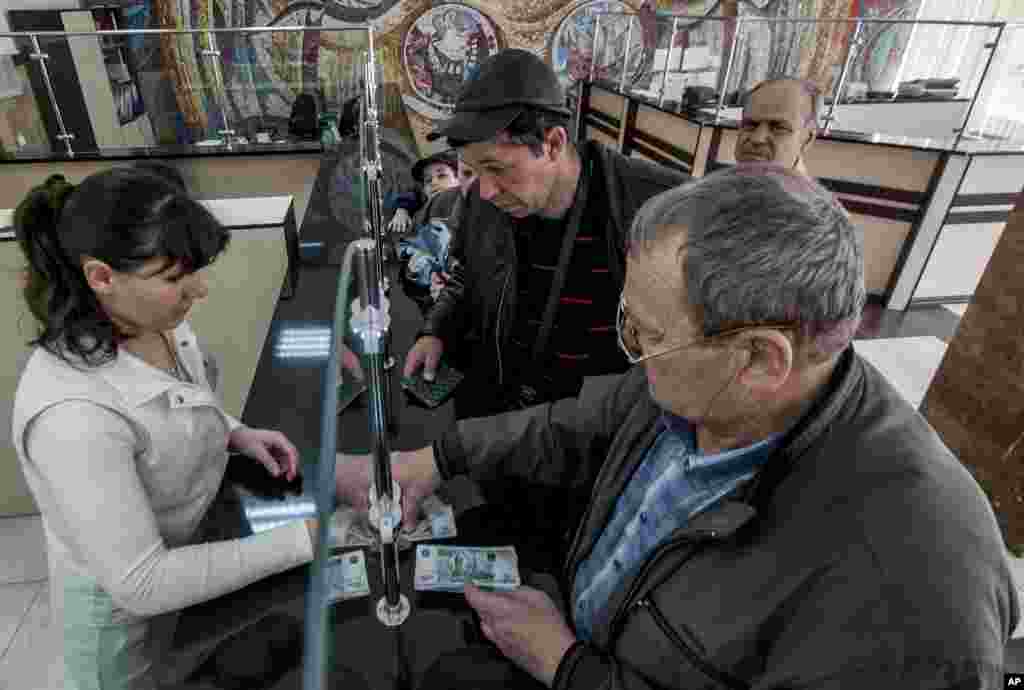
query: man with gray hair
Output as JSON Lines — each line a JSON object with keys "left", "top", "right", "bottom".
{"left": 736, "top": 78, "right": 822, "bottom": 175}
{"left": 336, "top": 164, "right": 1017, "bottom": 689}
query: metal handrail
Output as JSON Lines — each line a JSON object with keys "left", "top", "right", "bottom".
{"left": 0, "top": 25, "right": 372, "bottom": 38}
{"left": 592, "top": 11, "right": 1005, "bottom": 27}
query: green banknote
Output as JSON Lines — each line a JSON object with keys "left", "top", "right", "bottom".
{"left": 326, "top": 551, "right": 370, "bottom": 602}
{"left": 414, "top": 545, "right": 520, "bottom": 592}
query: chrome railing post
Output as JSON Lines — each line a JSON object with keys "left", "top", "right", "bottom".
{"left": 954, "top": 22, "right": 1005, "bottom": 148}
{"left": 29, "top": 33, "right": 75, "bottom": 156}
{"left": 620, "top": 16, "right": 634, "bottom": 93}
{"left": 659, "top": 17, "right": 679, "bottom": 108}
{"left": 825, "top": 19, "right": 862, "bottom": 133}
{"left": 202, "top": 30, "right": 235, "bottom": 147}
{"left": 590, "top": 14, "right": 602, "bottom": 84}
{"left": 715, "top": 15, "right": 744, "bottom": 122}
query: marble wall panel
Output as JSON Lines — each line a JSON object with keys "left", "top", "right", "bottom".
{"left": 921, "top": 188, "right": 1024, "bottom": 549}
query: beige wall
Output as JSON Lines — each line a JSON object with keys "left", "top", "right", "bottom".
{"left": 0, "top": 154, "right": 323, "bottom": 232}
{"left": 0, "top": 243, "right": 40, "bottom": 516}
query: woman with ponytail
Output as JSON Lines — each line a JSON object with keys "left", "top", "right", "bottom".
{"left": 11, "top": 168, "right": 317, "bottom": 689}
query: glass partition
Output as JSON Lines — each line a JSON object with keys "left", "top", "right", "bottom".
{"left": 723, "top": 18, "right": 821, "bottom": 101}
{"left": 963, "top": 23, "right": 1024, "bottom": 147}
{"left": 587, "top": 12, "right": 647, "bottom": 93}
{"left": 580, "top": 14, "right": 1018, "bottom": 148}
{"left": 602, "top": 13, "right": 729, "bottom": 111}
{"left": 833, "top": 20, "right": 1001, "bottom": 141}
{"left": 1, "top": 17, "right": 1019, "bottom": 157}
{"left": 0, "top": 26, "right": 386, "bottom": 155}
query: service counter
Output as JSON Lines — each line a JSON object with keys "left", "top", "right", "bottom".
{"left": 578, "top": 82, "right": 1024, "bottom": 310}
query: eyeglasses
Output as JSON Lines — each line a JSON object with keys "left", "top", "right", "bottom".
{"left": 616, "top": 295, "right": 798, "bottom": 365}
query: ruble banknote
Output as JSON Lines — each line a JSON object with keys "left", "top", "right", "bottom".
{"left": 330, "top": 494, "right": 457, "bottom": 551}
{"left": 326, "top": 550, "right": 371, "bottom": 602}
{"left": 414, "top": 545, "right": 520, "bottom": 592}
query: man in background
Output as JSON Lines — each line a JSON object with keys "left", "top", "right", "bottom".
{"left": 735, "top": 77, "right": 821, "bottom": 175}
{"left": 403, "top": 48, "right": 689, "bottom": 416}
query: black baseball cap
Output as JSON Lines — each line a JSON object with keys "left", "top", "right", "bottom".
{"left": 412, "top": 149, "right": 458, "bottom": 183}
{"left": 427, "top": 49, "right": 571, "bottom": 144}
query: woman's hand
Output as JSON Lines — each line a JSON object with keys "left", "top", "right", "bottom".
{"left": 388, "top": 208, "right": 411, "bottom": 234}
{"left": 229, "top": 427, "right": 300, "bottom": 482}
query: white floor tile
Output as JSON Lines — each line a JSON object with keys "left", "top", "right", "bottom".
{"left": 853, "top": 337, "right": 948, "bottom": 409}
{"left": 0, "top": 515, "right": 47, "bottom": 585}
{"left": 0, "top": 582, "right": 42, "bottom": 660}
{"left": 0, "top": 584, "right": 63, "bottom": 690}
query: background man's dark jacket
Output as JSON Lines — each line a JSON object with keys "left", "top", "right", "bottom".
{"left": 419, "top": 139, "right": 689, "bottom": 415}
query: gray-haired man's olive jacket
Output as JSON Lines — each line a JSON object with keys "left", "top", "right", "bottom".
{"left": 435, "top": 348, "right": 1019, "bottom": 689}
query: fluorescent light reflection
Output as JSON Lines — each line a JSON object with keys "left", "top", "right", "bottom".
{"left": 274, "top": 327, "right": 333, "bottom": 360}
{"left": 245, "top": 500, "right": 317, "bottom": 533}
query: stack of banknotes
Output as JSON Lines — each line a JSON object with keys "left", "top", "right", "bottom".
{"left": 414, "top": 545, "right": 521, "bottom": 592}
{"left": 330, "top": 494, "right": 457, "bottom": 551}
{"left": 326, "top": 550, "right": 371, "bottom": 602}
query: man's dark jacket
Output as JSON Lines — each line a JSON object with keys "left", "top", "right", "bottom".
{"left": 434, "top": 349, "right": 1020, "bottom": 689}
{"left": 419, "top": 140, "right": 689, "bottom": 409}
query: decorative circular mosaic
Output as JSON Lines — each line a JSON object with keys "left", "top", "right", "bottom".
{"left": 550, "top": 0, "right": 651, "bottom": 89}
{"left": 402, "top": 3, "right": 501, "bottom": 118}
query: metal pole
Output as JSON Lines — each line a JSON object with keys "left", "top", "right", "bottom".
{"left": 359, "top": 28, "right": 408, "bottom": 626}
{"left": 659, "top": 18, "right": 679, "bottom": 108}
{"left": 674, "top": 32, "right": 689, "bottom": 113}
{"left": 954, "top": 22, "right": 1004, "bottom": 148}
{"left": 203, "top": 31, "right": 235, "bottom": 146}
{"left": 825, "top": 19, "right": 862, "bottom": 133}
{"left": 590, "top": 14, "right": 601, "bottom": 84}
{"left": 619, "top": 16, "right": 634, "bottom": 93}
{"left": 240, "top": 31, "right": 265, "bottom": 132}
{"left": 715, "top": 15, "right": 743, "bottom": 123}
{"left": 29, "top": 34, "right": 74, "bottom": 156}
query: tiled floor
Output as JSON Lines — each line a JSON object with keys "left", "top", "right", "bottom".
{"left": 0, "top": 578, "right": 62, "bottom": 690}
{"left": 852, "top": 336, "right": 948, "bottom": 409}
{"left": 0, "top": 515, "right": 58, "bottom": 690}
{"left": 3, "top": 304, "right": 1022, "bottom": 688}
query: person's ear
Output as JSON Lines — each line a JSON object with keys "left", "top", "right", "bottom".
{"left": 545, "top": 126, "right": 567, "bottom": 162}
{"left": 82, "top": 257, "right": 115, "bottom": 295}
{"left": 733, "top": 329, "right": 793, "bottom": 395}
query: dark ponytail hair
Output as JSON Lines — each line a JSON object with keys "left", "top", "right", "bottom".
{"left": 15, "top": 167, "right": 230, "bottom": 367}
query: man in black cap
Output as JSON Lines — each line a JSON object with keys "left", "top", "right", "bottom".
{"left": 402, "top": 48, "right": 689, "bottom": 417}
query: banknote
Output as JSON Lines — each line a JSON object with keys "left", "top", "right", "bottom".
{"left": 330, "top": 494, "right": 457, "bottom": 551}
{"left": 414, "top": 545, "right": 521, "bottom": 592}
{"left": 330, "top": 506, "right": 376, "bottom": 549}
{"left": 326, "top": 550, "right": 370, "bottom": 602}
{"left": 402, "top": 494, "right": 457, "bottom": 543}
